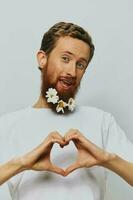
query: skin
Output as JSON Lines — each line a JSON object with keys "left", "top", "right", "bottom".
{"left": 0, "top": 36, "right": 133, "bottom": 187}
{"left": 34, "top": 36, "right": 90, "bottom": 109}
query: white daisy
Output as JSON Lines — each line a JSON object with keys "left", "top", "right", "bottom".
{"left": 56, "top": 100, "right": 68, "bottom": 113}
{"left": 45, "top": 88, "right": 59, "bottom": 104}
{"left": 67, "top": 98, "right": 76, "bottom": 111}
{"left": 45, "top": 88, "right": 76, "bottom": 113}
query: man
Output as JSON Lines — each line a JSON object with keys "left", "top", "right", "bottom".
{"left": 0, "top": 21, "right": 133, "bottom": 200}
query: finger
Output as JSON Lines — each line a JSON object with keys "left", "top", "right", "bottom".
{"left": 51, "top": 138, "right": 67, "bottom": 147}
{"left": 49, "top": 131, "right": 66, "bottom": 146}
{"left": 63, "top": 129, "right": 79, "bottom": 143}
{"left": 59, "top": 140, "right": 69, "bottom": 148}
{"left": 64, "top": 129, "right": 97, "bottom": 152}
{"left": 64, "top": 162, "right": 80, "bottom": 176}
{"left": 64, "top": 136, "right": 80, "bottom": 151}
{"left": 50, "top": 131, "right": 70, "bottom": 147}
{"left": 49, "top": 164, "right": 65, "bottom": 176}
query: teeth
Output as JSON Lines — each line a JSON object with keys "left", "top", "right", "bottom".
{"left": 60, "top": 79, "right": 72, "bottom": 85}
{"left": 62, "top": 80, "right": 71, "bottom": 86}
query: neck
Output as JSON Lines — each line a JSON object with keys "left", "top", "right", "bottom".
{"left": 32, "top": 94, "right": 50, "bottom": 109}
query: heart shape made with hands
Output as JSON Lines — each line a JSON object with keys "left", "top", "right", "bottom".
{"left": 50, "top": 139, "right": 78, "bottom": 170}
{"left": 47, "top": 129, "right": 110, "bottom": 176}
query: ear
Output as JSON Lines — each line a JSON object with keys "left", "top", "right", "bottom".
{"left": 37, "top": 50, "right": 47, "bottom": 70}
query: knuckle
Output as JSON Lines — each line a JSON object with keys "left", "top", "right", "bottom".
{"left": 71, "top": 128, "right": 78, "bottom": 132}
{"left": 74, "top": 129, "right": 80, "bottom": 135}
{"left": 68, "top": 128, "right": 74, "bottom": 133}
{"left": 73, "top": 131, "right": 79, "bottom": 138}
{"left": 48, "top": 133, "right": 55, "bottom": 144}
{"left": 69, "top": 128, "right": 75, "bottom": 132}
{"left": 48, "top": 132, "right": 54, "bottom": 137}
{"left": 48, "top": 131, "right": 62, "bottom": 144}
{"left": 69, "top": 128, "right": 79, "bottom": 135}
{"left": 49, "top": 131, "right": 57, "bottom": 138}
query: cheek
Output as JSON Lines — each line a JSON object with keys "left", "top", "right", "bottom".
{"left": 46, "top": 60, "right": 62, "bottom": 80}
{"left": 77, "top": 72, "right": 84, "bottom": 82}
{"left": 49, "top": 58, "right": 63, "bottom": 73}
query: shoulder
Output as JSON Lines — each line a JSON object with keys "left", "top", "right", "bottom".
{"left": 76, "top": 105, "right": 113, "bottom": 125}
{"left": 0, "top": 107, "right": 30, "bottom": 133}
{"left": 77, "top": 105, "right": 112, "bottom": 117}
{"left": 0, "top": 107, "right": 29, "bottom": 121}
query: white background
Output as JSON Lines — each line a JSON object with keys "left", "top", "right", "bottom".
{"left": 0, "top": 0, "right": 133, "bottom": 199}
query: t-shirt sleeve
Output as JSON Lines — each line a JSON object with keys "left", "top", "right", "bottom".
{"left": 105, "top": 114, "right": 133, "bottom": 162}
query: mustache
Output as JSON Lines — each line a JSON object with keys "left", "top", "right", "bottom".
{"left": 58, "top": 76, "right": 76, "bottom": 85}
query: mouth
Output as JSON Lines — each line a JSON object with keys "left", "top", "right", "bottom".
{"left": 57, "top": 78, "right": 75, "bottom": 90}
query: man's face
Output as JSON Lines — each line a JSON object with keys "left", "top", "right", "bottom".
{"left": 40, "top": 36, "right": 91, "bottom": 110}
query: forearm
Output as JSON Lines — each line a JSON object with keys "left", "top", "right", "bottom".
{"left": 0, "top": 158, "right": 25, "bottom": 185}
{"left": 102, "top": 154, "right": 133, "bottom": 186}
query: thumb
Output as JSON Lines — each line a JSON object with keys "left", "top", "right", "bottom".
{"left": 49, "top": 164, "right": 65, "bottom": 176}
{"left": 64, "top": 162, "right": 80, "bottom": 176}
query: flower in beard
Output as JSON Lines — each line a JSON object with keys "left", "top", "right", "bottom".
{"left": 67, "top": 98, "right": 76, "bottom": 111}
{"left": 56, "top": 100, "right": 68, "bottom": 113}
{"left": 45, "top": 88, "right": 59, "bottom": 104}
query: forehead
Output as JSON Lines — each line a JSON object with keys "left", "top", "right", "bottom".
{"left": 53, "top": 36, "right": 90, "bottom": 59}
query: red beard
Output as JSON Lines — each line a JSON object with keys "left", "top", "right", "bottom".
{"left": 40, "top": 67, "right": 80, "bottom": 114}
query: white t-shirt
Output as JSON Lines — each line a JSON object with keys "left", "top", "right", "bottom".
{"left": 0, "top": 105, "right": 133, "bottom": 200}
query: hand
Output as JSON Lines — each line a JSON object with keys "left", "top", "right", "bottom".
{"left": 63, "top": 129, "right": 115, "bottom": 176}
{"left": 18, "top": 131, "right": 67, "bottom": 176}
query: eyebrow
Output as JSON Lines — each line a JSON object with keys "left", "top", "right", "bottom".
{"left": 61, "top": 51, "right": 88, "bottom": 64}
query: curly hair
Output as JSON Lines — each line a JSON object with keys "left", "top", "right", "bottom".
{"left": 39, "top": 22, "right": 95, "bottom": 71}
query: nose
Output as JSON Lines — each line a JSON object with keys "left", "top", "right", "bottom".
{"left": 66, "top": 62, "right": 76, "bottom": 78}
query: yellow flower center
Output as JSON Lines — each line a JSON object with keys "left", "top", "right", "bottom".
{"left": 59, "top": 101, "right": 64, "bottom": 108}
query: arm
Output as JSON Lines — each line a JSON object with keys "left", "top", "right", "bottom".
{"left": 102, "top": 154, "right": 133, "bottom": 186}
{"left": 0, "top": 131, "right": 66, "bottom": 185}
{"left": 63, "top": 129, "right": 133, "bottom": 186}
{"left": 0, "top": 158, "right": 24, "bottom": 185}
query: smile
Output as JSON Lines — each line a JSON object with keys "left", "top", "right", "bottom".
{"left": 57, "top": 78, "right": 75, "bottom": 90}
{"left": 59, "top": 80, "right": 73, "bottom": 90}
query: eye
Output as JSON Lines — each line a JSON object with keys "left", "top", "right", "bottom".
{"left": 76, "top": 62, "right": 86, "bottom": 69}
{"left": 62, "top": 55, "right": 70, "bottom": 63}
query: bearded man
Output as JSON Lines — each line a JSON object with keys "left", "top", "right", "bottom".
{"left": 0, "top": 22, "right": 133, "bottom": 200}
